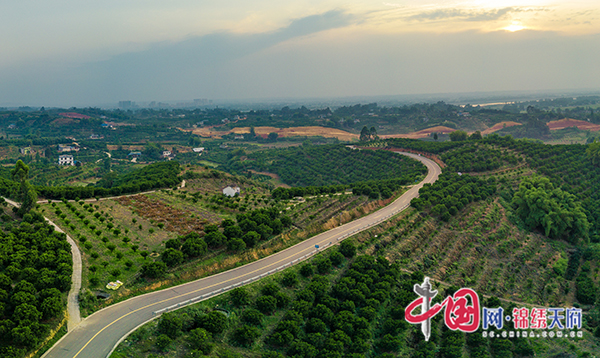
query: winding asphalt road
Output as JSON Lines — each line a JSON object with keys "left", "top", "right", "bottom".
{"left": 42, "top": 152, "right": 441, "bottom": 358}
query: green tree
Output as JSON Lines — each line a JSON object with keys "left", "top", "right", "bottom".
{"left": 181, "top": 236, "right": 207, "bottom": 258}
{"left": 369, "top": 126, "right": 379, "bottom": 140}
{"left": 255, "top": 295, "right": 277, "bottom": 314}
{"left": 200, "top": 311, "right": 227, "bottom": 334}
{"left": 11, "top": 160, "right": 37, "bottom": 215}
{"left": 188, "top": 328, "right": 214, "bottom": 354}
{"left": 241, "top": 308, "right": 264, "bottom": 326}
{"left": 230, "top": 287, "right": 250, "bottom": 306}
{"left": 232, "top": 325, "right": 261, "bottom": 346}
{"left": 161, "top": 248, "right": 184, "bottom": 267}
{"left": 449, "top": 130, "right": 468, "bottom": 141}
{"left": 360, "top": 126, "right": 370, "bottom": 142}
{"left": 512, "top": 176, "right": 589, "bottom": 243}
{"left": 242, "top": 231, "right": 261, "bottom": 248}
{"left": 141, "top": 261, "right": 167, "bottom": 278}
{"left": 227, "top": 237, "right": 246, "bottom": 252}
{"left": 158, "top": 312, "right": 183, "bottom": 338}
{"left": 469, "top": 131, "right": 482, "bottom": 140}
{"left": 155, "top": 334, "right": 172, "bottom": 352}
{"left": 339, "top": 240, "right": 356, "bottom": 258}
{"left": 267, "top": 132, "right": 279, "bottom": 142}
{"left": 587, "top": 140, "right": 600, "bottom": 167}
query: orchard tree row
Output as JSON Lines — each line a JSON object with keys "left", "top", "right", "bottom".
{"left": 221, "top": 144, "right": 427, "bottom": 188}
{"left": 0, "top": 213, "right": 72, "bottom": 357}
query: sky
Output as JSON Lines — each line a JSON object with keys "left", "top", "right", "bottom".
{"left": 0, "top": 0, "right": 599, "bottom": 107}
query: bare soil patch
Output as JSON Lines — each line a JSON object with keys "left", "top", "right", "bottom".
{"left": 381, "top": 125, "right": 456, "bottom": 139}
{"left": 52, "top": 117, "right": 79, "bottom": 125}
{"left": 116, "top": 195, "right": 208, "bottom": 235}
{"left": 547, "top": 118, "right": 600, "bottom": 131}
{"left": 182, "top": 126, "right": 358, "bottom": 141}
{"left": 481, "top": 121, "right": 522, "bottom": 135}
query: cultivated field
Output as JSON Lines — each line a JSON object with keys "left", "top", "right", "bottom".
{"left": 183, "top": 126, "right": 359, "bottom": 141}
{"left": 547, "top": 118, "right": 600, "bottom": 131}
{"left": 381, "top": 125, "right": 456, "bottom": 139}
{"left": 481, "top": 121, "right": 522, "bottom": 134}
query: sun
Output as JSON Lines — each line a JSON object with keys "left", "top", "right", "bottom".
{"left": 503, "top": 23, "right": 527, "bottom": 32}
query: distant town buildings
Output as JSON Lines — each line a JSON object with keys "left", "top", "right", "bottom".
{"left": 89, "top": 134, "right": 102, "bottom": 140}
{"left": 222, "top": 186, "right": 240, "bottom": 197}
{"left": 119, "top": 101, "right": 135, "bottom": 109}
{"left": 58, "top": 154, "right": 74, "bottom": 166}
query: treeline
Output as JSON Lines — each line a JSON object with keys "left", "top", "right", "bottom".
{"left": 222, "top": 144, "right": 427, "bottom": 188}
{"left": 386, "top": 138, "right": 463, "bottom": 154}
{"left": 35, "top": 161, "right": 181, "bottom": 200}
{"left": 440, "top": 143, "right": 520, "bottom": 173}
{"left": 141, "top": 208, "right": 292, "bottom": 278}
{"left": 271, "top": 176, "right": 418, "bottom": 201}
{"left": 0, "top": 213, "right": 72, "bottom": 357}
{"left": 411, "top": 172, "right": 496, "bottom": 221}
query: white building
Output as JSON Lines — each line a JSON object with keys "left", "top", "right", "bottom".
{"left": 192, "top": 147, "right": 205, "bottom": 153}
{"left": 58, "top": 154, "right": 74, "bottom": 166}
{"left": 222, "top": 186, "right": 240, "bottom": 197}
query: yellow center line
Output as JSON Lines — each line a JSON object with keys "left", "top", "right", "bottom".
{"left": 72, "top": 220, "right": 363, "bottom": 357}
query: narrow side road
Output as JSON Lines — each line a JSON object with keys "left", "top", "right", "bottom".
{"left": 40, "top": 152, "right": 440, "bottom": 358}
{"left": 3, "top": 198, "right": 83, "bottom": 330}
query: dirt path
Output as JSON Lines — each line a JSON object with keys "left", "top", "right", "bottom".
{"left": 3, "top": 197, "right": 83, "bottom": 330}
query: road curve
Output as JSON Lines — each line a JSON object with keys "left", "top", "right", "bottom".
{"left": 42, "top": 152, "right": 441, "bottom": 358}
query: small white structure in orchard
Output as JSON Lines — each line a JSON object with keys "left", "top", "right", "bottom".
{"left": 223, "top": 186, "right": 240, "bottom": 197}
{"left": 58, "top": 154, "right": 74, "bottom": 166}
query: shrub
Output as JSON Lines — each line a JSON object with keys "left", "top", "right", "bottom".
{"left": 255, "top": 295, "right": 277, "bottom": 314}
{"left": 141, "top": 261, "right": 167, "bottom": 278}
{"left": 230, "top": 287, "right": 250, "bottom": 306}
{"left": 300, "top": 264, "right": 314, "bottom": 277}
{"left": 281, "top": 271, "right": 298, "bottom": 287}
{"left": 339, "top": 240, "right": 356, "bottom": 258}
{"left": 232, "top": 325, "right": 261, "bottom": 347}
{"left": 241, "top": 309, "right": 264, "bottom": 326}
{"left": 155, "top": 334, "right": 172, "bottom": 352}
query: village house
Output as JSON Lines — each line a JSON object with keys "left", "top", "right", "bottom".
{"left": 19, "top": 147, "right": 32, "bottom": 155}
{"left": 57, "top": 143, "right": 80, "bottom": 152}
{"left": 58, "top": 154, "right": 74, "bottom": 166}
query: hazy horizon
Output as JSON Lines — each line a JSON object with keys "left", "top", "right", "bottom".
{"left": 1, "top": 1, "right": 599, "bottom": 107}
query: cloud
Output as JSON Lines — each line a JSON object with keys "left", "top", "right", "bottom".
{"left": 405, "top": 7, "right": 545, "bottom": 23}
{"left": 1, "top": 14, "right": 600, "bottom": 106}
